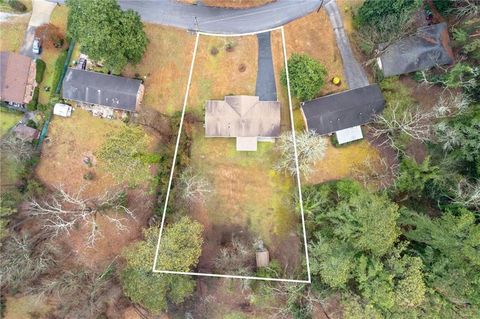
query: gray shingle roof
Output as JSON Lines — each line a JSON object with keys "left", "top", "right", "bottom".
{"left": 62, "top": 68, "right": 142, "bottom": 111}
{"left": 301, "top": 84, "right": 385, "bottom": 135}
{"left": 379, "top": 23, "right": 454, "bottom": 77}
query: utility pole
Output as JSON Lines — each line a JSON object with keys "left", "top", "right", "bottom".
{"left": 194, "top": 16, "right": 199, "bottom": 32}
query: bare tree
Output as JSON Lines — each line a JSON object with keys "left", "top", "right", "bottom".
{"left": 275, "top": 130, "right": 326, "bottom": 177}
{"left": 452, "top": 179, "right": 480, "bottom": 211}
{"left": 0, "top": 134, "right": 36, "bottom": 162}
{"left": 214, "top": 236, "right": 255, "bottom": 276}
{"left": 351, "top": 156, "right": 398, "bottom": 189}
{"left": 28, "top": 186, "right": 135, "bottom": 247}
{"left": 178, "top": 167, "right": 212, "bottom": 205}
{"left": 35, "top": 260, "right": 117, "bottom": 318}
{"left": 371, "top": 103, "right": 435, "bottom": 150}
{"left": 0, "top": 234, "right": 57, "bottom": 292}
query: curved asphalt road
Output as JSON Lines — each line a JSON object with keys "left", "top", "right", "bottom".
{"left": 51, "top": 0, "right": 324, "bottom": 34}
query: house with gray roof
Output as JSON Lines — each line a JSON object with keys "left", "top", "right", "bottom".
{"left": 301, "top": 84, "right": 385, "bottom": 144}
{"left": 205, "top": 95, "right": 281, "bottom": 151}
{"left": 377, "top": 23, "right": 454, "bottom": 77}
{"left": 62, "top": 68, "right": 144, "bottom": 116}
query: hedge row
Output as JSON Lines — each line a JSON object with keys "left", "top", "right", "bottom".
{"left": 35, "top": 59, "right": 46, "bottom": 84}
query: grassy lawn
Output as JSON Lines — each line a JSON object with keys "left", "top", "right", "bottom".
{"left": 37, "top": 5, "right": 69, "bottom": 104}
{"left": 305, "top": 137, "right": 381, "bottom": 185}
{"left": 191, "top": 124, "right": 297, "bottom": 245}
{"left": 187, "top": 34, "right": 258, "bottom": 116}
{"left": 123, "top": 24, "right": 196, "bottom": 115}
{"left": 35, "top": 108, "right": 127, "bottom": 197}
{"left": 0, "top": 109, "right": 22, "bottom": 137}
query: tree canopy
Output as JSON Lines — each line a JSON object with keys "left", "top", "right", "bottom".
{"left": 281, "top": 53, "right": 327, "bottom": 101}
{"left": 66, "top": 0, "right": 147, "bottom": 73}
{"left": 120, "top": 217, "right": 203, "bottom": 313}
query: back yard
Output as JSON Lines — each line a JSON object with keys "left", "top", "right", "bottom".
{"left": 156, "top": 34, "right": 305, "bottom": 279}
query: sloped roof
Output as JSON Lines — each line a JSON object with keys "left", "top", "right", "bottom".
{"left": 205, "top": 95, "right": 280, "bottom": 137}
{"left": 62, "top": 68, "right": 142, "bottom": 111}
{"left": 13, "top": 124, "right": 39, "bottom": 142}
{"left": 0, "top": 52, "right": 33, "bottom": 104}
{"left": 301, "top": 84, "right": 385, "bottom": 135}
{"left": 379, "top": 23, "right": 454, "bottom": 77}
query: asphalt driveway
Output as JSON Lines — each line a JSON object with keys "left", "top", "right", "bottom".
{"left": 324, "top": 0, "right": 368, "bottom": 89}
{"left": 256, "top": 32, "right": 276, "bottom": 101}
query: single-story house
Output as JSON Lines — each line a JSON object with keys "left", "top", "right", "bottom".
{"left": 13, "top": 124, "right": 39, "bottom": 142}
{"left": 301, "top": 84, "right": 385, "bottom": 144}
{"left": 0, "top": 52, "right": 36, "bottom": 108}
{"left": 205, "top": 95, "right": 281, "bottom": 151}
{"left": 377, "top": 23, "right": 454, "bottom": 77}
{"left": 53, "top": 103, "right": 73, "bottom": 117}
{"left": 62, "top": 68, "right": 144, "bottom": 118}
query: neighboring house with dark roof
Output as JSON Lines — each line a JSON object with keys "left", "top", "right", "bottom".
{"left": 205, "top": 95, "right": 281, "bottom": 151}
{"left": 62, "top": 68, "right": 144, "bottom": 118}
{"left": 0, "top": 52, "right": 36, "bottom": 108}
{"left": 377, "top": 23, "right": 454, "bottom": 77}
{"left": 301, "top": 84, "right": 385, "bottom": 144}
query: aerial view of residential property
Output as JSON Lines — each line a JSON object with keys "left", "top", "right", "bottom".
{"left": 1, "top": 0, "right": 479, "bottom": 318}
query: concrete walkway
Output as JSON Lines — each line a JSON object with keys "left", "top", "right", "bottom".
{"left": 20, "top": 0, "right": 56, "bottom": 58}
{"left": 255, "top": 32, "right": 276, "bottom": 101}
{"left": 324, "top": 0, "right": 368, "bottom": 89}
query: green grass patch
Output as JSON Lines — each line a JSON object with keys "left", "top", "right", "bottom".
{"left": 0, "top": 108, "right": 22, "bottom": 137}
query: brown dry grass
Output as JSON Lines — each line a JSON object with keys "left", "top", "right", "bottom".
{"left": 4, "top": 294, "right": 52, "bottom": 319}
{"left": 190, "top": 124, "right": 297, "bottom": 245}
{"left": 0, "top": 14, "right": 30, "bottom": 52}
{"left": 36, "top": 109, "right": 158, "bottom": 268}
{"left": 35, "top": 108, "right": 124, "bottom": 197}
{"left": 123, "top": 24, "right": 196, "bottom": 115}
{"left": 304, "top": 137, "right": 381, "bottom": 185}
{"left": 187, "top": 34, "right": 258, "bottom": 116}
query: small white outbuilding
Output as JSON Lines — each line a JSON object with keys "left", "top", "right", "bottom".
{"left": 53, "top": 103, "right": 72, "bottom": 117}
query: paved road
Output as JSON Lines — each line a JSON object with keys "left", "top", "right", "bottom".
{"left": 20, "top": 0, "right": 56, "bottom": 58}
{"left": 256, "top": 32, "right": 276, "bottom": 101}
{"left": 50, "top": 0, "right": 324, "bottom": 34}
{"left": 324, "top": 0, "right": 368, "bottom": 89}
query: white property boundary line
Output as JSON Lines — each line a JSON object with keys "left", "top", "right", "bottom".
{"left": 152, "top": 28, "right": 311, "bottom": 284}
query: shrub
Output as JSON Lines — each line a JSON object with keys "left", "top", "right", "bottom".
{"left": 51, "top": 50, "right": 68, "bottom": 95}
{"left": 35, "top": 59, "right": 46, "bottom": 83}
{"left": 26, "top": 87, "right": 39, "bottom": 111}
{"left": 281, "top": 53, "right": 327, "bottom": 101}
{"left": 7, "top": 0, "right": 26, "bottom": 12}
